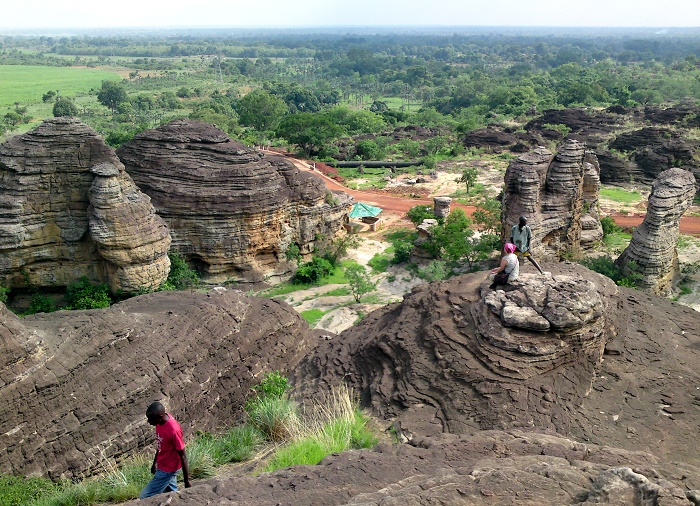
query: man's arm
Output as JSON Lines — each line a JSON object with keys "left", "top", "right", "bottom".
{"left": 526, "top": 226, "right": 532, "bottom": 249}
{"left": 151, "top": 450, "right": 158, "bottom": 474}
{"left": 177, "top": 449, "right": 191, "bottom": 488}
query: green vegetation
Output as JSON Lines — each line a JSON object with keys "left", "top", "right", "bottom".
{"left": 65, "top": 277, "right": 111, "bottom": 310}
{"left": 344, "top": 263, "right": 378, "bottom": 302}
{"left": 2, "top": 373, "right": 377, "bottom": 505}
{"left": 160, "top": 252, "right": 200, "bottom": 291}
{"left": 579, "top": 255, "right": 642, "bottom": 288}
{"left": 406, "top": 205, "right": 435, "bottom": 225}
{"left": 0, "top": 65, "right": 119, "bottom": 107}
{"left": 295, "top": 256, "right": 335, "bottom": 284}
{"left": 301, "top": 308, "right": 328, "bottom": 326}
{"left": 600, "top": 187, "right": 642, "bottom": 204}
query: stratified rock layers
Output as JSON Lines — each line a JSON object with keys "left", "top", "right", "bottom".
{"left": 0, "top": 118, "right": 170, "bottom": 292}
{"left": 117, "top": 120, "right": 353, "bottom": 282}
{"left": 0, "top": 289, "right": 315, "bottom": 479}
{"left": 502, "top": 140, "right": 603, "bottom": 258}
{"left": 292, "top": 263, "right": 700, "bottom": 469}
{"left": 616, "top": 167, "right": 696, "bottom": 295}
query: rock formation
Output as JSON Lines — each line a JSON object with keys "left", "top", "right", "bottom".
{"left": 117, "top": 120, "right": 353, "bottom": 283}
{"left": 0, "top": 118, "right": 170, "bottom": 292}
{"left": 0, "top": 288, "right": 316, "bottom": 479}
{"left": 292, "top": 263, "right": 700, "bottom": 469}
{"left": 132, "top": 430, "right": 699, "bottom": 505}
{"left": 616, "top": 167, "right": 696, "bottom": 295}
{"left": 432, "top": 196, "right": 451, "bottom": 218}
{"left": 501, "top": 139, "right": 603, "bottom": 259}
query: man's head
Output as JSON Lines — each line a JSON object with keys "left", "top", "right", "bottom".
{"left": 518, "top": 216, "right": 527, "bottom": 227}
{"left": 146, "top": 402, "right": 166, "bottom": 426}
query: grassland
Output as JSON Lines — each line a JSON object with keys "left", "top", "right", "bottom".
{"left": 0, "top": 65, "right": 120, "bottom": 107}
{"left": 599, "top": 186, "right": 642, "bottom": 204}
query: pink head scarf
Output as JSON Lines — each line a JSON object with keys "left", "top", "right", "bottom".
{"left": 504, "top": 243, "right": 516, "bottom": 254}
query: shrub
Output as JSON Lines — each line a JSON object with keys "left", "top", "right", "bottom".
{"left": 600, "top": 216, "right": 622, "bottom": 237}
{"left": 251, "top": 370, "right": 289, "bottom": 400}
{"left": 345, "top": 263, "right": 377, "bottom": 302}
{"left": 295, "top": 256, "right": 334, "bottom": 284}
{"left": 66, "top": 277, "right": 111, "bottom": 310}
{"left": 367, "top": 253, "right": 390, "bottom": 273}
{"left": 417, "top": 260, "right": 449, "bottom": 281}
{"left": 160, "top": 253, "right": 200, "bottom": 291}
{"left": 26, "top": 294, "right": 56, "bottom": 315}
{"left": 391, "top": 241, "right": 413, "bottom": 264}
{"left": 406, "top": 205, "right": 434, "bottom": 225}
{"left": 0, "top": 285, "right": 9, "bottom": 304}
{"left": 579, "top": 255, "right": 641, "bottom": 288}
{"left": 245, "top": 396, "right": 298, "bottom": 442}
{"left": 285, "top": 242, "right": 301, "bottom": 262}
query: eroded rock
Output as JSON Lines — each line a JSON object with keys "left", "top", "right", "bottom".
{"left": 502, "top": 140, "right": 603, "bottom": 258}
{"left": 616, "top": 167, "right": 696, "bottom": 295}
{"left": 117, "top": 120, "right": 353, "bottom": 282}
{"left": 0, "top": 289, "right": 315, "bottom": 479}
{"left": 0, "top": 118, "right": 170, "bottom": 292}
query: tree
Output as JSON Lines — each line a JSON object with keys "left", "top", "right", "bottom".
{"left": 97, "top": 80, "right": 128, "bottom": 113}
{"left": 406, "top": 204, "right": 434, "bottom": 225}
{"left": 236, "top": 89, "right": 288, "bottom": 131}
{"left": 457, "top": 167, "right": 478, "bottom": 194}
{"left": 53, "top": 97, "right": 79, "bottom": 117}
{"left": 276, "top": 112, "right": 344, "bottom": 157}
{"left": 345, "top": 263, "right": 377, "bottom": 302}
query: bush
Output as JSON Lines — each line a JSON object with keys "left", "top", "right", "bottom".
{"left": 600, "top": 216, "right": 622, "bottom": 237}
{"left": 406, "top": 205, "right": 434, "bottom": 225}
{"left": 0, "top": 285, "right": 9, "bottom": 304}
{"left": 345, "top": 263, "right": 377, "bottom": 302}
{"left": 245, "top": 396, "right": 298, "bottom": 442}
{"left": 391, "top": 241, "right": 413, "bottom": 264}
{"left": 252, "top": 370, "right": 289, "bottom": 399}
{"left": 52, "top": 97, "right": 79, "bottom": 117}
{"left": 66, "top": 277, "right": 111, "bottom": 310}
{"left": 26, "top": 294, "right": 56, "bottom": 315}
{"left": 417, "top": 260, "right": 449, "bottom": 281}
{"left": 160, "top": 253, "right": 200, "bottom": 291}
{"left": 285, "top": 242, "right": 301, "bottom": 262}
{"left": 295, "top": 256, "right": 334, "bottom": 284}
{"left": 367, "top": 253, "right": 390, "bottom": 273}
{"left": 579, "top": 255, "right": 641, "bottom": 288}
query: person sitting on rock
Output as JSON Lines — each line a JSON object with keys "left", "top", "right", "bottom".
{"left": 510, "top": 216, "right": 544, "bottom": 274}
{"left": 490, "top": 242, "right": 519, "bottom": 289}
{"left": 139, "top": 402, "right": 191, "bottom": 499}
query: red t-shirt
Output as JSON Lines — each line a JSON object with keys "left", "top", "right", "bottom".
{"left": 155, "top": 414, "right": 186, "bottom": 473}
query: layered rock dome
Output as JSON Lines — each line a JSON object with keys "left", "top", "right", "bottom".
{"left": 117, "top": 120, "right": 353, "bottom": 282}
{"left": 502, "top": 139, "right": 603, "bottom": 258}
{"left": 0, "top": 118, "right": 170, "bottom": 293}
{"left": 616, "top": 167, "right": 697, "bottom": 295}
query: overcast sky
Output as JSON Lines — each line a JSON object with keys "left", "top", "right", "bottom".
{"left": 2, "top": 0, "right": 699, "bottom": 30}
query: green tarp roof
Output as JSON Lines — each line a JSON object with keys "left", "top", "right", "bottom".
{"left": 348, "top": 202, "right": 383, "bottom": 218}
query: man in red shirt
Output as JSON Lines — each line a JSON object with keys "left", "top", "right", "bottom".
{"left": 139, "top": 402, "right": 191, "bottom": 499}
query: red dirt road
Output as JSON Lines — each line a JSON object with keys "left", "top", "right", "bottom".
{"left": 282, "top": 153, "right": 700, "bottom": 236}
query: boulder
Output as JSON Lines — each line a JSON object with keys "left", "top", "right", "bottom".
{"left": 117, "top": 120, "right": 353, "bottom": 283}
{"left": 616, "top": 167, "right": 696, "bottom": 295}
{"left": 0, "top": 288, "right": 317, "bottom": 479}
{"left": 0, "top": 118, "right": 170, "bottom": 292}
{"left": 501, "top": 140, "right": 603, "bottom": 259}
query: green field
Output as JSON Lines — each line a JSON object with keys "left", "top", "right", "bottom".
{"left": 600, "top": 186, "right": 642, "bottom": 204}
{"left": 0, "top": 65, "right": 120, "bottom": 107}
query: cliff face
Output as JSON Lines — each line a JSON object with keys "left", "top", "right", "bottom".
{"left": 501, "top": 139, "right": 603, "bottom": 258}
{"left": 0, "top": 118, "right": 170, "bottom": 292}
{"left": 616, "top": 167, "right": 696, "bottom": 295}
{"left": 117, "top": 120, "right": 353, "bottom": 282}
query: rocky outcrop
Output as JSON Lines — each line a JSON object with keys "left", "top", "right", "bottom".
{"left": 0, "top": 118, "right": 170, "bottom": 292}
{"left": 462, "top": 126, "right": 543, "bottom": 153}
{"left": 0, "top": 288, "right": 317, "bottom": 479}
{"left": 501, "top": 140, "right": 603, "bottom": 259}
{"left": 133, "top": 430, "right": 699, "bottom": 505}
{"left": 88, "top": 162, "right": 171, "bottom": 293}
{"left": 117, "top": 120, "right": 353, "bottom": 283}
{"left": 292, "top": 262, "right": 700, "bottom": 469}
{"left": 616, "top": 168, "right": 696, "bottom": 295}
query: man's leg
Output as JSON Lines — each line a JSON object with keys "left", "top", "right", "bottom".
{"left": 526, "top": 254, "right": 544, "bottom": 274}
{"left": 140, "top": 470, "right": 179, "bottom": 499}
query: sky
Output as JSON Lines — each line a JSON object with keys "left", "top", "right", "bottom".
{"left": 1, "top": 0, "right": 699, "bottom": 31}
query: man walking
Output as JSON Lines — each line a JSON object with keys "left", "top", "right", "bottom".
{"left": 510, "top": 216, "right": 544, "bottom": 275}
{"left": 139, "top": 402, "right": 191, "bottom": 499}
